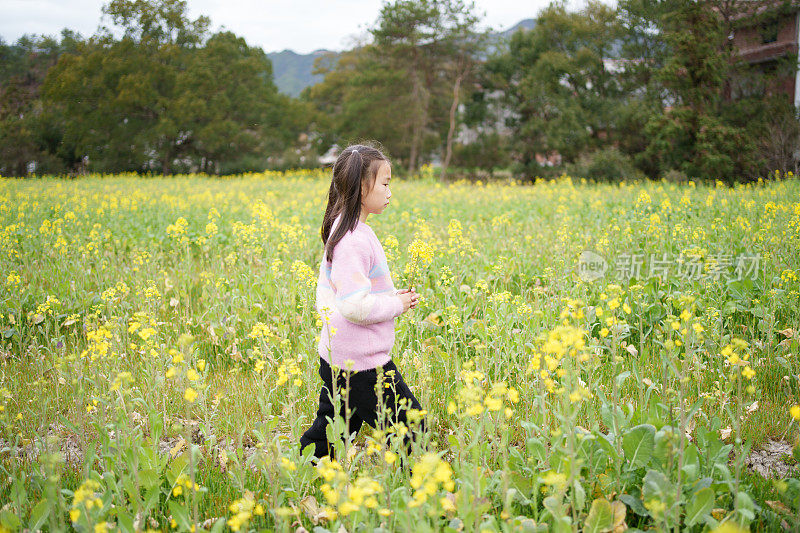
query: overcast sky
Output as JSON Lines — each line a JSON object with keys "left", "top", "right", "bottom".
{"left": 1, "top": 0, "right": 590, "bottom": 54}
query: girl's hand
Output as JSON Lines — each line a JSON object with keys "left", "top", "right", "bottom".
{"left": 396, "top": 288, "right": 419, "bottom": 313}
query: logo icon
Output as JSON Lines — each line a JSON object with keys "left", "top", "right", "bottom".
{"left": 578, "top": 251, "right": 608, "bottom": 282}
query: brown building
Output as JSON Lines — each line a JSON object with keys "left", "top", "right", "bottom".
{"left": 729, "top": 3, "right": 800, "bottom": 104}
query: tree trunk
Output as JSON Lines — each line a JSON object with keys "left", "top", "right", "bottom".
{"left": 440, "top": 71, "right": 464, "bottom": 182}
{"left": 408, "top": 44, "right": 434, "bottom": 177}
{"left": 409, "top": 127, "right": 419, "bottom": 177}
{"left": 162, "top": 155, "right": 171, "bottom": 176}
{"left": 408, "top": 66, "right": 422, "bottom": 177}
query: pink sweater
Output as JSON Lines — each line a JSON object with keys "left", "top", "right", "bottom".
{"left": 315, "top": 214, "right": 405, "bottom": 371}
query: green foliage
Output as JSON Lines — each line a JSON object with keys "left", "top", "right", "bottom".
{"left": 3, "top": 0, "right": 800, "bottom": 180}
{"left": 643, "top": 108, "right": 755, "bottom": 182}
{"left": 1, "top": 0, "right": 307, "bottom": 175}
{"left": 368, "top": 0, "right": 446, "bottom": 173}
{"left": 488, "top": 0, "right": 800, "bottom": 181}
{"left": 452, "top": 132, "right": 511, "bottom": 173}
{"left": 488, "top": 1, "right": 625, "bottom": 176}
{"left": 303, "top": 0, "right": 490, "bottom": 175}
{"left": 567, "top": 146, "right": 642, "bottom": 181}
{"left": 302, "top": 45, "right": 417, "bottom": 167}
{"left": 173, "top": 30, "right": 294, "bottom": 172}
{"left": 0, "top": 31, "right": 84, "bottom": 176}
{"left": 633, "top": 0, "right": 794, "bottom": 181}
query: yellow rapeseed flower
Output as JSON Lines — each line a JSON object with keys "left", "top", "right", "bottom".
{"left": 184, "top": 387, "right": 198, "bottom": 403}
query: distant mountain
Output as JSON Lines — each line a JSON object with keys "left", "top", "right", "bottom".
{"left": 266, "top": 18, "right": 536, "bottom": 97}
{"left": 485, "top": 18, "right": 536, "bottom": 57}
{"left": 267, "top": 48, "right": 340, "bottom": 98}
{"left": 497, "top": 18, "right": 536, "bottom": 39}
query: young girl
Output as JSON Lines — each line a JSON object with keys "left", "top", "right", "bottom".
{"left": 299, "top": 143, "right": 426, "bottom": 461}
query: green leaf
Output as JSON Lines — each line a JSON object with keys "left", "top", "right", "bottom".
{"left": 168, "top": 501, "right": 192, "bottom": 531}
{"left": 447, "top": 434, "right": 459, "bottom": 449}
{"left": 0, "top": 510, "right": 21, "bottom": 530}
{"left": 123, "top": 477, "right": 139, "bottom": 503}
{"left": 642, "top": 470, "right": 670, "bottom": 503}
{"left": 736, "top": 491, "right": 755, "bottom": 522}
{"left": 139, "top": 468, "right": 160, "bottom": 490}
{"left": 28, "top": 499, "right": 50, "bottom": 531}
{"left": 573, "top": 480, "right": 586, "bottom": 512}
{"left": 584, "top": 498, "right": 613, "bottom": 533}
{"left": 116, "top": 509, "right": 135, "bottom": 533}
{"left": 448, "top": 518, "right": 464, "bottom": 531}
{"left": 685, "top": 487, "right": 714, "bottom": 526}
{"left": 166, "top": 452, "right": 189, "bottom": 485}
{"left": 601, "top": 402, "right": 625, "bottom": 436}
{"left": 543, "top": 495, "right": 564, "bottom": 518}
{"left": 681, "top": 444, "right": 700, "bottom": 482}
{"left": 593, "top": 430, "right": 620, "bottom": 462}
{"left": 552, "top": 516, "right": 573, "bottom": 533}
{"left": 652, "top": 425, "right": 678, "bottom": 468}
{"left": 143, "top": 485, "right": 161, "bottom": 513}
{"left": 526, "top": 437, "right": 546, "bottom": 464}
{"left": 618, "top": 494, "right": 647, "bottom": 516}
{"left": 622, "top": 424, "right": 656, "bottom": 469}
{"left": 615, "top": 370, "right": 631, "bottom": 389}
{"left": 209, "top": 517, "right": 227, "bottom": 533}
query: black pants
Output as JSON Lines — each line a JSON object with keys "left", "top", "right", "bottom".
{"left": 299, "top": 357, "right": 426, "bottom": 461}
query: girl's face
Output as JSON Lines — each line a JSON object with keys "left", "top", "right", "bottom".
{"left": 361, "top": 161, "right": 392, "bottom": 215}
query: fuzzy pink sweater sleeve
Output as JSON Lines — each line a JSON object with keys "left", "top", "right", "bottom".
{"left": 328, "top": 234, "right": 404, "bottom": 325}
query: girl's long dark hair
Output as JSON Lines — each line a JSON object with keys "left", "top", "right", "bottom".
{"left": 321, "top": 142, "right": 390, "bottom": 262}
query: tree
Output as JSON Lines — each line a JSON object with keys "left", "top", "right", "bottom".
{"left": 370, "top": 0, "right": 444, "bottom": 174}
{"left": 0, "top": 30, "right": 83, "bottom": 175}
{"left": 641, "top": 0, "right": 756, "bottom": 180}
{"left": 43, "top": 0, "right": 210, "bottom": 173}
{"left": 42, "top": 0, "right": 301, "bottom": 174}
{"left": 302, "top": 44, "right": 416, "bottom": 164}
{"left": 99, "top": 0, "right": 210, "bottom": 46}
{"left": 619, "top": 0, "right": 800, "bottom": 180}
{"left": 613, "top": 0, "right": 673, "bottom": 175}
{"left": 303, "top": 0, "right": 488, "bottom": 175}
{"left": 488, "top": 1, "right": 624, "bottom": 175}
{"left": 436, "top": 0, "right": 491, "bottom": 180}
{"left": 173, "top": 31, "right": 288, "bottom": 173}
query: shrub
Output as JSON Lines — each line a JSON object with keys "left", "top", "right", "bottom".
{"left": 567, "top": 147, "right": 643, "bottom": 182}
{"left": 663, "top": 168, "right": 688, "bottom": 183}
